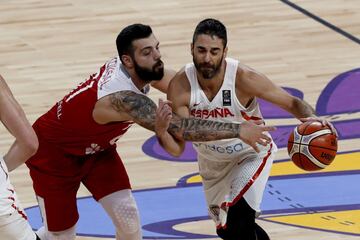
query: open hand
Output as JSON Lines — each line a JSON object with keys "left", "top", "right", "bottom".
{"left": 239, "top": 120, "right": 276, "bottom": 153}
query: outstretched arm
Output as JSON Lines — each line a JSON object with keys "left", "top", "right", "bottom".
{"left": 155, "top": 99, "right": 275, "bottom": 155}
{"left": 0, "top": 75, "right": 39, "bottom": 171}
{"left": 107, "top": 91, "right": 275, "bottom": 154}
{"left": 109, "top": 90, "right": 245, "bottom": 137}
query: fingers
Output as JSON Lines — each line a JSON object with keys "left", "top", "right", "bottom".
{"left": 333, "top": 128, "right": 339, "bottom": 137}
{"left": 159, "top": 107, "right": 171, "bottom": 120}
{"left": 261, "top": 134, "right": 272, "bottom": 143}
{"left": 250, "top": 143, "right": 260, "bottom": 153}
{"left": 254, "top": 133, "right": 272, "bottom": 148}
{"left": 156, "top": 102, "right": 172, "bottom": 124}
{"left": 252, "top": 120, "right": 265, "bottom": 125}
{"left": 250, "top": 136, "right": 272, "bottom": 152}
{"left": 324, "top": 122, "right": 338, "bottom": 137}
{"left": 322, "top": 121, "right": 338, "bottom": 137}
{"left": 256, "top": 140, "right": 267, "bottom": 147}
{"left": 158, "top": 98, "right": 171, "bottom": 108}
{"left": 247, "top": 132, "right": 272, "bottom": 152}
{"left": 299, "top": 117, "right": 310, "bottom": 123}
{"left": 166, "top": 115, "right": 172, "bottom": 122}
{"left": 300, "top": 117, "right": 319, "bottom": 123}
{"left": 320, "top": 119, "right": 338, "bottom": 137}
{"left": 331, "top": 127, "right": 338, "bottom": 137}
{"left": 155, "top": 99, "right": 172, "bottom": 136}
{"left": 158, "top": 98, "right": 164, "bottom": 107}
{"left": 299, "top": 117, "right": 338, "bottom": 137}
{"left": 262, "top": 125, "right": 276, "bottom": 132}
{"left": 158, "top": 98, "right": 171, "bottom": 112}
{"left": 163, "top": 100, "right": 173, "bottom": 108}
{"left": 321, "top": 119, "right": 328, "bottom": 126}
{"left": 300, "top": 117, "right": 327, "bottom": 125}
{"left": 158, "top": 99, "right": 172, "bottom": 111}
{"left": 328, "top": 124, "right": 338, "bottom": 137}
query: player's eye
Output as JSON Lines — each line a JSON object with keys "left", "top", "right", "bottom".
{"left": 142, "top": 50, "right": 151, "bottom": 56}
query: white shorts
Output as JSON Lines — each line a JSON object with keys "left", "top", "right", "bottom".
{"left": 201, "top": 143, "right": 276, "bottom": 228}
{"left": 0, "top": 157, "right": 36, "bottom": 240}
{"left": 0, "top": 211, "right": 37, "bottom": 240}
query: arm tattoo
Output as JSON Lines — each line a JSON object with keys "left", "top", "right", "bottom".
{"left": 110, "top": 91, "right": 157, "bottom": 131}
{"left": 168, "top": 117, "right": 241, "bottom": 142}
{"left": 110, "top": 90, "right": 241, "bottom": 141}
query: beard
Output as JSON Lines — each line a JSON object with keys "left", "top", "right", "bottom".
{"left": 133, "top": 59, "right": 164, "bottom": 82}
{"left": 193, "top": 55, "right": 224, "bottom": 79}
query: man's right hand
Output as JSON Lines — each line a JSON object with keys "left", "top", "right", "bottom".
{"left": 239, "top": 120, "right": 276, "bottom": 153}
{"left": 155, "top": 98, "right": 172, "bottom": 137}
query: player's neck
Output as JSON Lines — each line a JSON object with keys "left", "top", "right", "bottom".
{"left": 197, "top": 63, "right": 226, "bottom": 94}
{"left": 127, "top": 68, "right": 149, "bottom": 91}
{"left": 132, "top": 75, "right": 149, "bottom": 91}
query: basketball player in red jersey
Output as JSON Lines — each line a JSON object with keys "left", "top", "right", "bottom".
{"left": 0, "top": 75, "right": 40, "bottom": 239}
{"left": 155, "top": 19, "right": 337, "bottom": 240}
{"left": 25, "top": 24, "right": 276, "bottom": 240}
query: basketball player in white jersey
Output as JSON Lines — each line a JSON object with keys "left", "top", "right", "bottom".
{"left": 23, "top": 23, "right": 275, "bottom": 240}
{"left": 0, "top": 75, "right": 40, "bottom": 239}
{"left": 155, "top": 18, "right": 336, "bottom": 239}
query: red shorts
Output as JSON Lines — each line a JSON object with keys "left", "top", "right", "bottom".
{"left": 26, "top": 139, "right": 131, "bottom": 231}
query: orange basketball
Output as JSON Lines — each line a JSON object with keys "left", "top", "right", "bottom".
{"left": 287, "top": 121, "right": 338, "bottom": 171}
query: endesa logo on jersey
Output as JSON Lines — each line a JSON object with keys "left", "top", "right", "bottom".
{"left": 190, "top": 107, "right": 235, "bottom": 119}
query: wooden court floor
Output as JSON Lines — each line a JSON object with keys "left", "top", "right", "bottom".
{"left": 0, "top": 0, "right": 359, "bottom": 239}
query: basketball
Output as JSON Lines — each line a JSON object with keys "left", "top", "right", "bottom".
{"left": 287, "top": 121, "right": 338, "bottom": 171}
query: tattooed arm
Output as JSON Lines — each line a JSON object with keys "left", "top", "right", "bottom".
{"left": 155, "top": 98, "right": 274, "bottom": 155}
{"left": 110, "top": 90, "right": 244, "bottom": 138}
{"left": 108, "top": 91, "right": 158, "bottom": 131}
{"left": 93, "top": 90, "right": 274, "bottom": 154}
{"left": 108, "top": 91, "right": 270, "bottom": 139}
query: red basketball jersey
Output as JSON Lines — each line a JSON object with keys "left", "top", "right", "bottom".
{"left": 33, "top": 57, "right": 150, "bottom": 156}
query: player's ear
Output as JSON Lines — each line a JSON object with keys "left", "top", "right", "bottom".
{"left": 224, "top": 46, "right": 228, "bottom": 58}
{"left": 121, "top": 55, "right": 133, "bottom": 68}
{"left": 190, "top": 43, "right": 194, "bottom": 56}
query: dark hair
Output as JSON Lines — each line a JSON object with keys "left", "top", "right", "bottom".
{"left": 116, "top": 24, "right": 153, "bottom": 63}
{"left": 192, "top": 18, "right": 227, "bottom": 48}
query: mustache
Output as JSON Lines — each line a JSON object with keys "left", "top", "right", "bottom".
{"left": 154, "top": 60, "right": 163, "bottom": 68}
{"left": 199, "top": 63, "right": 215, "bottom": 69}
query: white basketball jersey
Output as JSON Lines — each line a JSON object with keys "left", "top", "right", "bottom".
{"left": 185, "top": 58, "right": 277, "bottom": 228}
{"left": 98, "top": 56, "right": 150, "bottom": 99}
{"left": 186, "top": 58, "right": 270, "bottom": 161}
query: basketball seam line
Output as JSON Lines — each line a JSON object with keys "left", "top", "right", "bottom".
{"left": 288, "top": 142, "right": 337, "bottom": 152}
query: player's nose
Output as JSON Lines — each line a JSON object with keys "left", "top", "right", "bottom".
{"left": 204, "top": 52, "right": 211, "bottom": 62}
{"left": 153, "top": 48, "right": 161, "bottom": 60}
